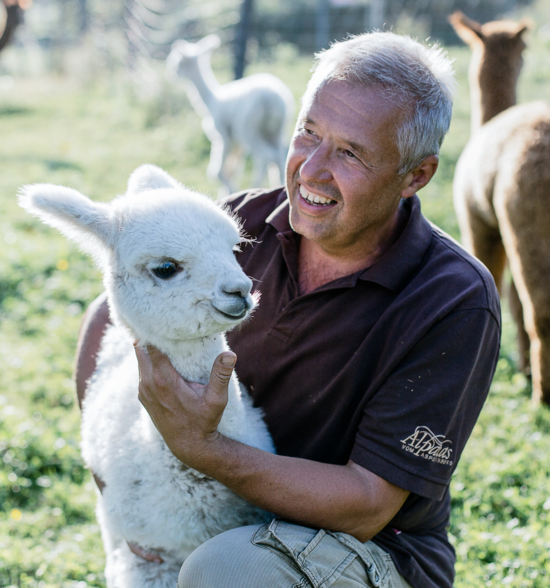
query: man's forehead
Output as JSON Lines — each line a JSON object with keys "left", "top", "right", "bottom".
{"left": 301, "top": 79, "right": 403, "bottom": 121}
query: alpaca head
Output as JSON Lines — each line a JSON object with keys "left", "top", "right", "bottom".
{"left": 449, "top": 12, "right": 530, "bottom": 80}
{"left": 166, "top": 35, "right": 220, "bottom": 80}
{"left": 19, "top": 165, "right": 255, "bottom": 346}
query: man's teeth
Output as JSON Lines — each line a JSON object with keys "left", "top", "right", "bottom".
{"left": 299, "top": 185, "right": 335, "bottom": 206}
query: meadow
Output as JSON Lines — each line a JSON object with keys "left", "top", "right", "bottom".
{"left": 2, "top": 9, "right": 550, "bottom": 587}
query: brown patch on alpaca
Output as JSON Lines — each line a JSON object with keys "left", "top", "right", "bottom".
{"left": 450, "top": 12, "right": 550, "bottom": 404}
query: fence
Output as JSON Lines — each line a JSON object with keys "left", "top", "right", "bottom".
{"left": 0, "top": 0, "right": 534, "bottom": 78}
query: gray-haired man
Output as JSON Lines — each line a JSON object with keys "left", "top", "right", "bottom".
{"left": 78, "top": 32, "right": 500, "bottom": 587}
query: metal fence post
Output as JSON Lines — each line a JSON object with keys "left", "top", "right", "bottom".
{"left": 316, "top": 0, "right": 330, "bottom": 51}
{"left": 234, "top": 0, "right": 253, "bottom": 80}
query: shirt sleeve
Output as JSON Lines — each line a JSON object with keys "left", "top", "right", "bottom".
{"left": 350, "top": 308, "right": 500, "bottom": 500}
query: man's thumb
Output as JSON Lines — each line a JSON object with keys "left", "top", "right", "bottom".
{"left": 208, "top": 353, "right": 237, "bottom": 395}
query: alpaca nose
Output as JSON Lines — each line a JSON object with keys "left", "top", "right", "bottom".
{"left": 222, "top": 289, "right": 251, "bottom": 316}
{"left": 212, "top": 275, "right": 253, "bottom": 319}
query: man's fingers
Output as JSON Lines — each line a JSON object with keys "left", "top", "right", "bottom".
{"left": 207, "top": 352, "right": 236, "bottom": 401}
{"left": 127, "top": 541, "right": 164, "bottom": 564}
{"left": 146, "top": 344, "right": 169, "bottom": 365}
{"left": 135, "top": 343, "right": 178, "bottom": 392}
{"left": 134, "top": 342, "right": 154, "bottom": 389}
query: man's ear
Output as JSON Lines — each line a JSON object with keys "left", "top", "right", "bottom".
{"left": 400, "top": 155, "right": 439, "bottom": 199}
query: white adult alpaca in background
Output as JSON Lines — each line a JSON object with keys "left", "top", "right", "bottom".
{"left": 18, "top": 164, "right": 275, "bottom": 588}
{"left": 167, "top": 34, "right": 295, "bottom": 194}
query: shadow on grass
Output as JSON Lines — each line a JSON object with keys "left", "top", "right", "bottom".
{"left": 43, "top": 159, "right": 83, "bottom": 172}
{"left": 0, "top": 106, "right": 34, "bottom": 116}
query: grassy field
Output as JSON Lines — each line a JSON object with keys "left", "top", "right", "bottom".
{"left": 2, "top": 9, "right": 550, "bottom": 587}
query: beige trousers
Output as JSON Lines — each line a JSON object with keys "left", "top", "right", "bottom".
{"left": 178, "top": 519, "right": 413, "bottom": 588}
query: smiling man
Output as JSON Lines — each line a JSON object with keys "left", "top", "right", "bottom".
{"left": 77, "top": 33, "right": 501, "bottom": 588}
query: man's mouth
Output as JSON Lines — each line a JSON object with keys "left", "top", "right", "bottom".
{"left": 299, "top": 185, "right": 337, "bottom": 207}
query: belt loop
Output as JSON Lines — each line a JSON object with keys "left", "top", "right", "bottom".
{"left": 366, "top": 561, "right": 381, "bottom": 587}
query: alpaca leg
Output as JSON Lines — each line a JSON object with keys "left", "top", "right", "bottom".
{"left": 496, "top": 184, "right": 550, "bottom": 404}
{"left": 253, "top": 144, "right": 284, "bottom": 188}
{"left": 96, "top": 498, "right": 129, "bottom": 588}
{"left": 251, "top": 154, "right": 268, "bottom": 188}
{"left": 505, "top": 260, "right": 550, "bottom": 405}
{"left": 508, "top": 278, "right": 531, "bottom": 376}
{"left": 267, "top": 162, "right": 282, "bottom": 187}
{"left": 110, "top": 544, "right": 181, "bottom": 588}
{"left": 457, "top": 205, "right": 507, "bottom": 292}
{"left": 225, "top": 146, "right": 245, "bottom": 189}
{"left": 96, "top": 499, "right": 181, "bottom": 588}
{"left": 207, "top": 137, "right": 235, "bottom": 194}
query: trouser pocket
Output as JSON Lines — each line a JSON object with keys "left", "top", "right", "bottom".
{"left": 252, "top": 519, "right": 388, "bottom": 588}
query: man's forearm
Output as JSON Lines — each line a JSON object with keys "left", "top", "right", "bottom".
{"left": 136, "top": 347, "right": 409, "bottom": 542}
{"left": 172, "top": 431, "right": 408, "bottom": 543}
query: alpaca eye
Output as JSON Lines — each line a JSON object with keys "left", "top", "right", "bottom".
{"left": 153, "top": 261, "right": 177, "bottom": 279}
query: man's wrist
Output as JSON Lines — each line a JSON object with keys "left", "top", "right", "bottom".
{"left": 172, "top": 428, "right": 227, "bottom": 473}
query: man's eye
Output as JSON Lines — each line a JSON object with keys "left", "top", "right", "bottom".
{"left": 153, "top": 261, "right": 178, "bottom": 279}
{"left": 344, "top": 150, "right": 356, "bottom": 159}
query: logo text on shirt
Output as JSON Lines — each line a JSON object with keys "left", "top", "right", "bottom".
{"left": 400, "top": 426, "right": 453, "bottom": 466}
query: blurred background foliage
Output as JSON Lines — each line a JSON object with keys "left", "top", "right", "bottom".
{"left": 2, "top": 0, "right": 550, "bottom": 586}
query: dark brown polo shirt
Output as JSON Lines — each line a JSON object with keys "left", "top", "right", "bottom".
{"left": 225, "top": 187, "right": 501, "bottom": 588}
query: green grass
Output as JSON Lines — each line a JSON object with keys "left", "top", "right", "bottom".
{"left": 1, "top": 14, "right": 550, "bottom": 586}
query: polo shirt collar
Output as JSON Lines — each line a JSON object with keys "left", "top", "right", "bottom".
{"left": 265, "top": 193, "right": 433, "bottom": 293}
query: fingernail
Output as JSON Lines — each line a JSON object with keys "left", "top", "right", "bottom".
{"left": 221, "top": 354, "right": 236, "bottom": 367}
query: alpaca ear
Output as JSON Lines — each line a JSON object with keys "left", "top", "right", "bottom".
{"left": 18, "top": 184, "right": 115, "bottom": 255}
{"left": 171, "top": 39, "right": 188, "bottom": 52}
{"left": 448, "top": 11, "right": 485, "bottom": 46}
{"left": 199, "top": 34, "right": 220, "bottom": 52}
{"left": 170, "top": 38, "right": 193, "bottom": 57}
{"left": 514, "top": 18, "right": 532, "bottom": 39}
{"left": 127, "top": 164, "right": 180, "bottom": 195}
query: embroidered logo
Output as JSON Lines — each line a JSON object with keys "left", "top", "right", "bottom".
{"left": 400, "top": 426, "right": 453, "bottom": 466}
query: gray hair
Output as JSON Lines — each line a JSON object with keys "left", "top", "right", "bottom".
{"left": 303, "top": 32, "right": 456, "bottom": 174}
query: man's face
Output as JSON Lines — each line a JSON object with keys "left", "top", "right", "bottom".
{"left": 286, "top": 80, "right": 412, "bottom": 255}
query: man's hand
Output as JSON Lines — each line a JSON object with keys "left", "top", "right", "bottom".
{"left": 127, "top": 542, "right": 164, "bottom": 563}
{"left": 134, "top": 344, "right": 237, "bottom": 467}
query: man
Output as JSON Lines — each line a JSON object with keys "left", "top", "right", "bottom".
{"left": 76, "top": 32, "right": 500, "bottom": 587}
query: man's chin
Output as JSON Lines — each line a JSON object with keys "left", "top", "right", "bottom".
{"left": 289, "top": 208, "right": 331, "bottom": 242}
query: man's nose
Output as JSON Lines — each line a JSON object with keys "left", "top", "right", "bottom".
{"left": 300, "top": 144, "right": 334, "bottom": 183}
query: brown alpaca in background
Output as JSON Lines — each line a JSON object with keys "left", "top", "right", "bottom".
{"left": 449, "top": 11, "right": 550, "bottom": 405}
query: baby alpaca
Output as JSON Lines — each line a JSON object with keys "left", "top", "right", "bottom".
{"left": 167, "top": 34, "right": 294, "bottom": 194}
{"left": 19, "top": 165, "right": 275, "bottom": 588}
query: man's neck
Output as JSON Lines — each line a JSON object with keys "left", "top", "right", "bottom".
{"left": 297, "top": 204, "right": 408, "bottom": 295}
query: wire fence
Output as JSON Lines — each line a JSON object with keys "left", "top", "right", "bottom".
{"left": 0, "top": 0, "right": 537, "bottom": 79}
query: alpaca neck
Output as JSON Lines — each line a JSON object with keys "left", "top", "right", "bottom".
{"left": 469, "top": 49, "right": 519, "bottom": 133}
{"left": 148, "top": 334, "right": 227, "bottom": 385}
{"left": 182, "top": 57, "right": 221, "bottom": 117}
{"left": 136, "top": 330, "right": 245, "bottom": 444}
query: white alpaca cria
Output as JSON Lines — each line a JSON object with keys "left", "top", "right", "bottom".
{"left": 167, "top": 34, "right": 295, "bottom": 194}
{"left": 19, "top": 164, "right": 275, "bottom": 588}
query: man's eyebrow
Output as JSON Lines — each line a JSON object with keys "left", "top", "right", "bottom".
{"left": 302, "top": 116, "right": 374, "bottom": 160}
{"left": 345, "top": 139, "right": 373, "bottom": 159}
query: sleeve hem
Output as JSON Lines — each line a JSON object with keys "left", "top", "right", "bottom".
{"left": 350, "top": 443, "right": 448, "bottom": 500}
